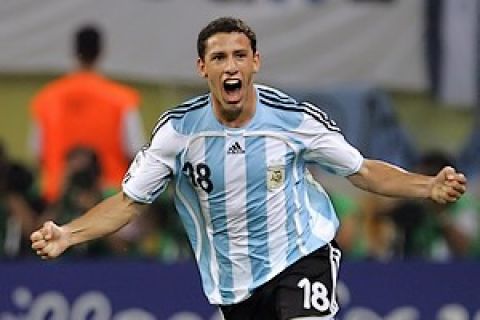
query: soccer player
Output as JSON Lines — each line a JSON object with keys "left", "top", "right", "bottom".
{"left": 31, "top": 17, "right": 467, "bottom": 320}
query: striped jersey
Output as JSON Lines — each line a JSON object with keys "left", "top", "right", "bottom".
{"left": 122, "top": 84, "right": 364, "bottom": 305}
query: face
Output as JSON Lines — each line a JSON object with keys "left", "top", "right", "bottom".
{"left": 197, "top": 32, "right": 260, "bottom": 124}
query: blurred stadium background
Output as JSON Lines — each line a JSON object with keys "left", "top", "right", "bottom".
{"left": 1, "top": 0, "right": 479, "bottom": 319}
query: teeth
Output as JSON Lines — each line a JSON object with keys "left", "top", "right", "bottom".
{"left": 225, "top": 79, "right": 240, "bottom": 85}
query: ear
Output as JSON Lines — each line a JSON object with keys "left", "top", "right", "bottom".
{"left": 252, "top": 51, "right": 261, "bottom": 74}
{"left": 196, "top": 57, "right": 207, "bottom": 78}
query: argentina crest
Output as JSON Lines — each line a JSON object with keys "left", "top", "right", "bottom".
{"left": 267, "top": 165, "right": 285, "bottom": 191}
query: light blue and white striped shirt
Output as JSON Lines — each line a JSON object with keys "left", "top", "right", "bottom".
{"left": 122, "top": 84, "right": 363, "bottom": 305}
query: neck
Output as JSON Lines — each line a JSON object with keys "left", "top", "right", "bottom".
{"left": 77, "top": 61, "right": 97, "bottom": 71}
{"left": 213, "top": 86, "right": 256, "bottom": 128}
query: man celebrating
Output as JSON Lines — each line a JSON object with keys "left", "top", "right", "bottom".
{"left": 31, "top": 17, "right": 466, "bottom": 320}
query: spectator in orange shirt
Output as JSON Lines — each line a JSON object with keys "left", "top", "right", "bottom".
{"left": 29, "top": 24, "right": 146, "bottom": 203}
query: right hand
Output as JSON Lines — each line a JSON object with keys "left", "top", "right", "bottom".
{"left": 30, "top": 221, "right": 70, "bottom": 259}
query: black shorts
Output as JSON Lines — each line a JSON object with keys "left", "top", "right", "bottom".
{"left": 220, "top": 241, "right": 342, "bottom": 320}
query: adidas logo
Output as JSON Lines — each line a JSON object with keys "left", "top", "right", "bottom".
{"left": 227, "top": 142, "right": 245, "bottom": 154}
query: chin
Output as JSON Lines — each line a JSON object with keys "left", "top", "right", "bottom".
{"left": 222, "top": 103, "right": 243, "bottom": 118}
{"left": 227, "top": 100, "right": 242, "bottom": 106}
{"left": 221, "top": 97, "right": 242, "bottom": 108}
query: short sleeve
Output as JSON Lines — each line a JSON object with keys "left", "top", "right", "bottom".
{"left": 122, "top": 120, "right": 183, "bottom": 203}
{"left": 300, "top": 113, "right": 364, "bottom": 176}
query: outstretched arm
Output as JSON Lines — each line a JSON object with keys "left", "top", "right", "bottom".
{"left": 31, "top": 192, "right": 146, "bottom": 259}
{"left": 347, "top": 159, "right": 467, "bottom": 203}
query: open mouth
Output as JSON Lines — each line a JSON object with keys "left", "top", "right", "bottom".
{"left": 223, "top": 79, "right": 242, "bottom": 94}
{"left": 223, "top": 79, "right": 242, "bottom": 102}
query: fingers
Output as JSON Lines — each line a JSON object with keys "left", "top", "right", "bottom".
{"left": 41, "top": 242, "right": 56, "bottom": 258}
{"left": 31, "top": 239, "right": 46, "bottom": 250}
{"left": 31, "top": 231, "right": 49, "bottom": 258}
{"left": 444, "top": 192, "right": 461, "bottom": 203}
{"left": 442, "top": 166, "right": 466, "bottom": 181}
{"left": 436, "top": 185, "right": 464, "bottom": 203}
{"left": 445, "top": 174, "right": 467, "bottom": 195}
{"left": 30, "top": 221, "right": 53, "bottom": 242}
{"left": 30, "top": 230, "right": 44, "bottom": 242}
{"left": 439, "top": 167, "right": 467, "bottom": 202}
{"left": 439, "top": 186, "right": 462, "bottom": 203}
{"left": 445, "top": 181, "right": 465, "bottom": 196}
{"left": 41, "top": 221, "right": 55, "bottom": 240}
{"left": 446, "top": 171, "right": 467, "bottom": 185}
{"left": 432, "top": 169, "right": 468, "bottom": 204}
{"left": 30, "top": 221, "right": 60, "bottom": 259}
{"left": 33, "top": 241, "right": 57, "bottom": 260}
{"left": 443, "top": 166, "right": 456, "bottom": 179}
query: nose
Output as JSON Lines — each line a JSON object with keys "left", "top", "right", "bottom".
{"left": 225, "top": 56, "right": 238, "bottom": 74}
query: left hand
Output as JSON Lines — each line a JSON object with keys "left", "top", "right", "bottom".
{"left": 430, "top": 166, "right": 467, "bottom": 204}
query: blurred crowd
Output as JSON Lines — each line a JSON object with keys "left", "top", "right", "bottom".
{"left": 0, "top": 142, "right": 192, "bottom": 262}
{"left": 323, "top": 150, "right": 480, "bottom": 262}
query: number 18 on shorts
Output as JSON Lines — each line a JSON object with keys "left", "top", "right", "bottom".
{"left": 276, "top": 242, "right": 341, "bottom": 319}
{"left": 220, "top": 242, "right": 341, "bottom": 320}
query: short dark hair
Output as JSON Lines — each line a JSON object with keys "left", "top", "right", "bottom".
{"left": 75, "top": 24, "right": 102, "bottom": 66}
{"left": 197, "top": 17, "right": 257, "bottom": 60}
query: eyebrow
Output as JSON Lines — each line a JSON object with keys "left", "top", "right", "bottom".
{"left": 208, "top": 48, "right": 249, "bottom": 56}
